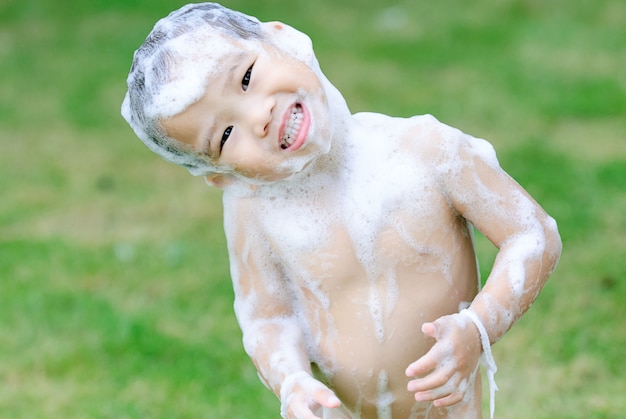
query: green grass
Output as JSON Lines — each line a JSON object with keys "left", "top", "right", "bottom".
{"left": 1, "top": 0, "right": 625, "bottom": 417}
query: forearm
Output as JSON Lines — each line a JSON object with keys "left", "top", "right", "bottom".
{"left": 240, "top": 316, "right": 312, "bottom": 397}
{"left": 469, "top": 216, "right": 562, "bottom": 343}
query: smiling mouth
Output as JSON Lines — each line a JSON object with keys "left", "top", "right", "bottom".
{"left": 280, "top": 104, "right": 304, "bottom": 150}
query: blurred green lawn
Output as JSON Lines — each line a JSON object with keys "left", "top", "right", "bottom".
{"left": 1, "top": 0, "right": 625, "bottom": 417}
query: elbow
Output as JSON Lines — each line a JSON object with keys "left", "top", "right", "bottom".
{"left": 544, "top": 215, "right": 562, "bottom": 270}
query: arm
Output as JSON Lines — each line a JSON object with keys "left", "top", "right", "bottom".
{"left": 443, "top": 130, "right": 562, "bottom": 344}
{"left": 406, "top": 124, "right": 561, "bottom": 414}
{"left": 224, "top": 200, "right": 340, "bottom": 418}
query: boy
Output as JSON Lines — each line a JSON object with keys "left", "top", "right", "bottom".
{"left": 121, "top": 3, "right": 561, "bottom": 418}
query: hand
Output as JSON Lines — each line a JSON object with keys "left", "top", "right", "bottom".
{"left": 280, "top": 371, "right": 341, "bottom": 419}
{"left": 405, "top": 313, "right": 482, "bottom": 407}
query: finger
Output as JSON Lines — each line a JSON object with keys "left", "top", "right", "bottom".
{"left": 286, "top": 389, "right": 325, "bottom": 419}
{"left": 412, "top": 379, "right": 457, "bottom": 403}
{"left": 405, "top": 346, "right": 438, "bottom": 377}
{"left": 413, "top": 389, "right": 439, "bottom": 402}
{"left": 406, "top": 321, "right": 444, "bottom": 377}
{"left": 433, "top": 391, "right": 464, "bottom": 407}
{"left": 287, "top": 398, "right": 322, "bottom": 419}
{"left": 407, "top": 368, "right": 450, "bottom": 393}
{"left": 421, "top": 321, "right": 439, "bottom": 339}
{"left": 313, "top": 387, "right": 341, "bottom": 409}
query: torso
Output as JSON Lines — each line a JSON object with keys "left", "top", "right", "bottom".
{"left": 224, "top": 114, "right": 481, "bottom": 418}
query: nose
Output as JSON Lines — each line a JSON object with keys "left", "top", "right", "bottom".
{"left": 245, "top": 94, "right": 275, "bottom": 138}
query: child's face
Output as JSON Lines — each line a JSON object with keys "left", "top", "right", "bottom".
{"left": 161, "top": 23, "right": 332, "bottom": 183}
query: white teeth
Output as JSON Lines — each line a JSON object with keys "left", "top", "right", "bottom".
{"left": 281, "top": 106, "right": 303, "bottom": 149}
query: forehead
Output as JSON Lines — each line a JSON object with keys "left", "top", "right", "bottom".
{"left": 174, "top": 30, "right": 252, "bottom": 72}
{"left": 198, "top": 36, "right": 264, "bottom": 72}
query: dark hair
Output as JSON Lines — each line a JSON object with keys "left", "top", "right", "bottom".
{"left": 121, "top": 3, "right": 262, "bottom": 176}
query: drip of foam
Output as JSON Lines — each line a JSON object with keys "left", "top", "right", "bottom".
{"left": 376, "top": 370, "right": 393, "bottom": 419}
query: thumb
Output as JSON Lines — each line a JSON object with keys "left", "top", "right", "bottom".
{"left": 421, "top": 321, "right": 439, "bottom": 339}
{"left": 315, "top": 387, "right": 341, "bottom": 409}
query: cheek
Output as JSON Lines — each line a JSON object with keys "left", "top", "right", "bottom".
{"left": 311, "top": 99, "right": 332, "bottom": 144}
{"left": 304, "top": 72, "right": 324, "bottom": 96}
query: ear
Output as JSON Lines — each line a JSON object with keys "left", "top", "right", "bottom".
{"left": 265, "top": 21, "right": 286, "bottom": 31}
{"left": 261, "top": 21, "right": 315, "bottom": 65}
{"left": 204, "top": 174, "right": 234, "bottom": 188}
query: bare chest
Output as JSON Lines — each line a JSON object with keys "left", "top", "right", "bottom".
{"left": 255, "top": 167, "right": 460, "bottom": 283}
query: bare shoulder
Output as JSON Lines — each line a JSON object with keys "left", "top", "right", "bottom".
{"left": 406, "top": 114, "right": 499, "bottom": 168}
{"left": 353, "top": 112, "right": 500, "bottom": 171}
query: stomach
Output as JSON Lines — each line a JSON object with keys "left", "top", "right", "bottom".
{"left": 279, "top": 211, "right": 480, "bottom": 416}
{"left": 300, "top": 265, "right": 479, "bottom": 417}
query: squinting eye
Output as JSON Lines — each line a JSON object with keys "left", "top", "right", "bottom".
{"left": 221, "top": 126, "right": 232, "bottom": 151}
{"left": 242, "top": 64, "right": 253, "bottom": 91}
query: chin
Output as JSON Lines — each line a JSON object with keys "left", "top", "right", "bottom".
{"left": 275, "top": 155, "right": 318, "bottom": 180}
{"left": 270, "top": 143, "right": 328, "bottom": 182}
